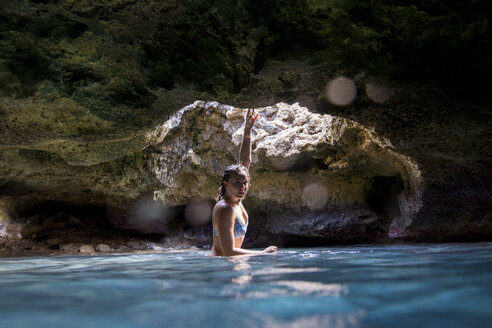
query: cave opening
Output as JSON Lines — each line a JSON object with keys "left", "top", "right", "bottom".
{"left": 19, "top": 200, "right": 110, "bottom": 227}
{"left": 11, "top": 200, "right": 161, "bottom": 250}
{"left": 366, "top": 175, "right": 404, "bottom": 219}
{"left": 114, "top": 197, "right": 215, "bottom": 235}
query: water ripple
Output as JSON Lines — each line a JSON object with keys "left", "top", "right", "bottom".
{"left": 1, "top": 244, "right": 492, "bottom": 328}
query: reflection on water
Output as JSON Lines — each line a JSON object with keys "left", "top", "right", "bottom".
{"left": 1, "top": 244, "right": 492, "bottom": 328}
{"left": 230, "top": 257, "right": 252, "bottom": 285}
{"left": 275, "top": 280, "right": 347, "bottom": 297}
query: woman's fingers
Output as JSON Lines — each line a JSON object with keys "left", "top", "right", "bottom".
{"left": 246, "top": 108, "right": 259, "bottom": 125}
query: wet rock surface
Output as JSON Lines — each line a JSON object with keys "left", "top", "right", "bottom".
{"left": 0, "top": 1, "right": 491, "bottom": 255}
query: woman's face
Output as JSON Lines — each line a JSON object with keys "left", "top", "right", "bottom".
{"left": 224, "top": 171, "right": 249, "bottom": 199}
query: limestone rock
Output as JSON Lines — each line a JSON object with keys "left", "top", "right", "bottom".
{"left": 61, "top": 243, "right": 79, "bottom": 252}
{"left": 119, "top": 100, "right": 422, "bottom": 243}
{"left": 0, "top": 198, "right": 15, "bottom": 224}
{"left": 79, "top": 245, "right": 95, "bottom": 254}
{"left": 0, "top": 1, "right": 490, "bottom": 246}
{"left": 5, "top": 223, "right": 22, "bottom": 238}
{"left": 95, "top": 244, "right": 111, "bottom": 252}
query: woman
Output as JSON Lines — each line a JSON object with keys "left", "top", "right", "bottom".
{"left": 209, "top": 109, "right": 278, "bottom": 256}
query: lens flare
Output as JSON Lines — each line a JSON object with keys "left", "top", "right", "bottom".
{"left": 302, "top": 183, "right": 328, "bottom": 209}
{"left": 185, "top": 199, "right": 213, "bottom": 227}
{"left": 365, "top": 77, "right": 394, "bottom": 103}
{"left": 131, "top": 198, "right": 168, "bottom": 225}
{"left": 124, "top": 197, "right": 171, "bottom": 233}
{"left": 324, "top": 76, "right": 357, "bottom": 106}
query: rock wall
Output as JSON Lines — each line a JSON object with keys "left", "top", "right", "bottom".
{"left": 0, "top": 0, "right": 491, "bottom": 250}
{"left": 140, "top": 101, "right": 422, "bottom": 244}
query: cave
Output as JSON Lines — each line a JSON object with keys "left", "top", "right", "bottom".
{"left": 19, "top": 200, "right": 109, "bottom": 224}
{"left": 0, "top": 1, "right": 490, "bottom": 324}
{"left": 366, "top": 175, "right": 404, "bottom": 219}
{"left": 289, "top": 154, "right": 329, "bottom": 172}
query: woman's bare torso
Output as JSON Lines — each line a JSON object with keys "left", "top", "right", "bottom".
{"left": 209, "top": 200, "right": 249, "bottom": 256}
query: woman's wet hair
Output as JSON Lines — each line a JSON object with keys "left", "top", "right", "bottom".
{"left": 217, "top": 164, "right": 250, "bottom": 201}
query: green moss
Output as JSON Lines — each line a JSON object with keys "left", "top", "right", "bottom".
{"left": 2, "top": 97, "right": 113, "bottom": 138}
{"left": 25, "top": 134, "right": 148, "bottom": 166}
{"left": 0, "top": 31, "right": 49, "bottom": 94}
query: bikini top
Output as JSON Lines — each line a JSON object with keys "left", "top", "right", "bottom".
{"left": 213, "top": 215, "right": 248, "bottom": 239}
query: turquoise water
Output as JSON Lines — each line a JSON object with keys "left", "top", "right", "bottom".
{"left": 1, "top": 243, "right": 491, "bottom": 328}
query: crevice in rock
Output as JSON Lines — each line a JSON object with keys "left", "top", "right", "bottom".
{"left": 289, "top": 154, "right": 329, "bottom": 172}
{"left": 366, "top": 175, "right": 404, "bottom": 219}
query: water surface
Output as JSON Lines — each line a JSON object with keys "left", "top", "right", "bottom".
{"left": 1, "top": 243, "right": 491, "bottom": 327}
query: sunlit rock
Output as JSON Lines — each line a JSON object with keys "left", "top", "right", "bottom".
{"left": 145, "top": 101, "right": 422, "bottom": 242}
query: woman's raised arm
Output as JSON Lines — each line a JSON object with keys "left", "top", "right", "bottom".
{"left": 239, "top": 109, "right": 258, "bottom": 170}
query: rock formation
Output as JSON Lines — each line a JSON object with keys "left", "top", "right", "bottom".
{"left": 0, "top": 0, "right": 491, "bottom": 254}
{"left": 135, "top": 100, "right": 422, "bottom": 246}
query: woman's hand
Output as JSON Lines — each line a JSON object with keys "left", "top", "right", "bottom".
{"left": 239, "top": 108, "right": 258, "bottom": 170}
{"left": 244, "top": 108, "right": 259, "bottom": 133}
{"left": 263, "top": 246, "right": 278, "bottom": 254}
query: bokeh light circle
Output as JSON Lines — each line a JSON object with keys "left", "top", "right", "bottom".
{"left": 324, "top": 76, "right": 357, "bottom": 106}
{"left": 185, "top": 199, "right": 213, "bottom": 227}
{"left": 302, "top": 183, "right": 328, "bottom": 210}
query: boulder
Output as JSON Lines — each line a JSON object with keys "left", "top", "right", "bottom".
{"left": 5, "top": 223, "right": 22, "bottom": 238}
{"left": 79, "top": 245, "right": 95, "bottom": 254}
{"left": 61, "top": 243, "right": 79, "bottom": 252}
{"left": 95, "top": 243, "right": 111, "bottom": 252}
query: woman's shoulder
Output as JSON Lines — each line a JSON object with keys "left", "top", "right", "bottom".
{"left": 214, "top": 200, "right": 235, "bottom": 218}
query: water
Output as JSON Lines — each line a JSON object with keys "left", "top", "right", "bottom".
{"left": 1, "top": 243, "right": 491, "bottom": 328}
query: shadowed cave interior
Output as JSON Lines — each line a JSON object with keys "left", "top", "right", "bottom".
{"left": 12, "top": 173, "right": 408, "bottom": 250}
